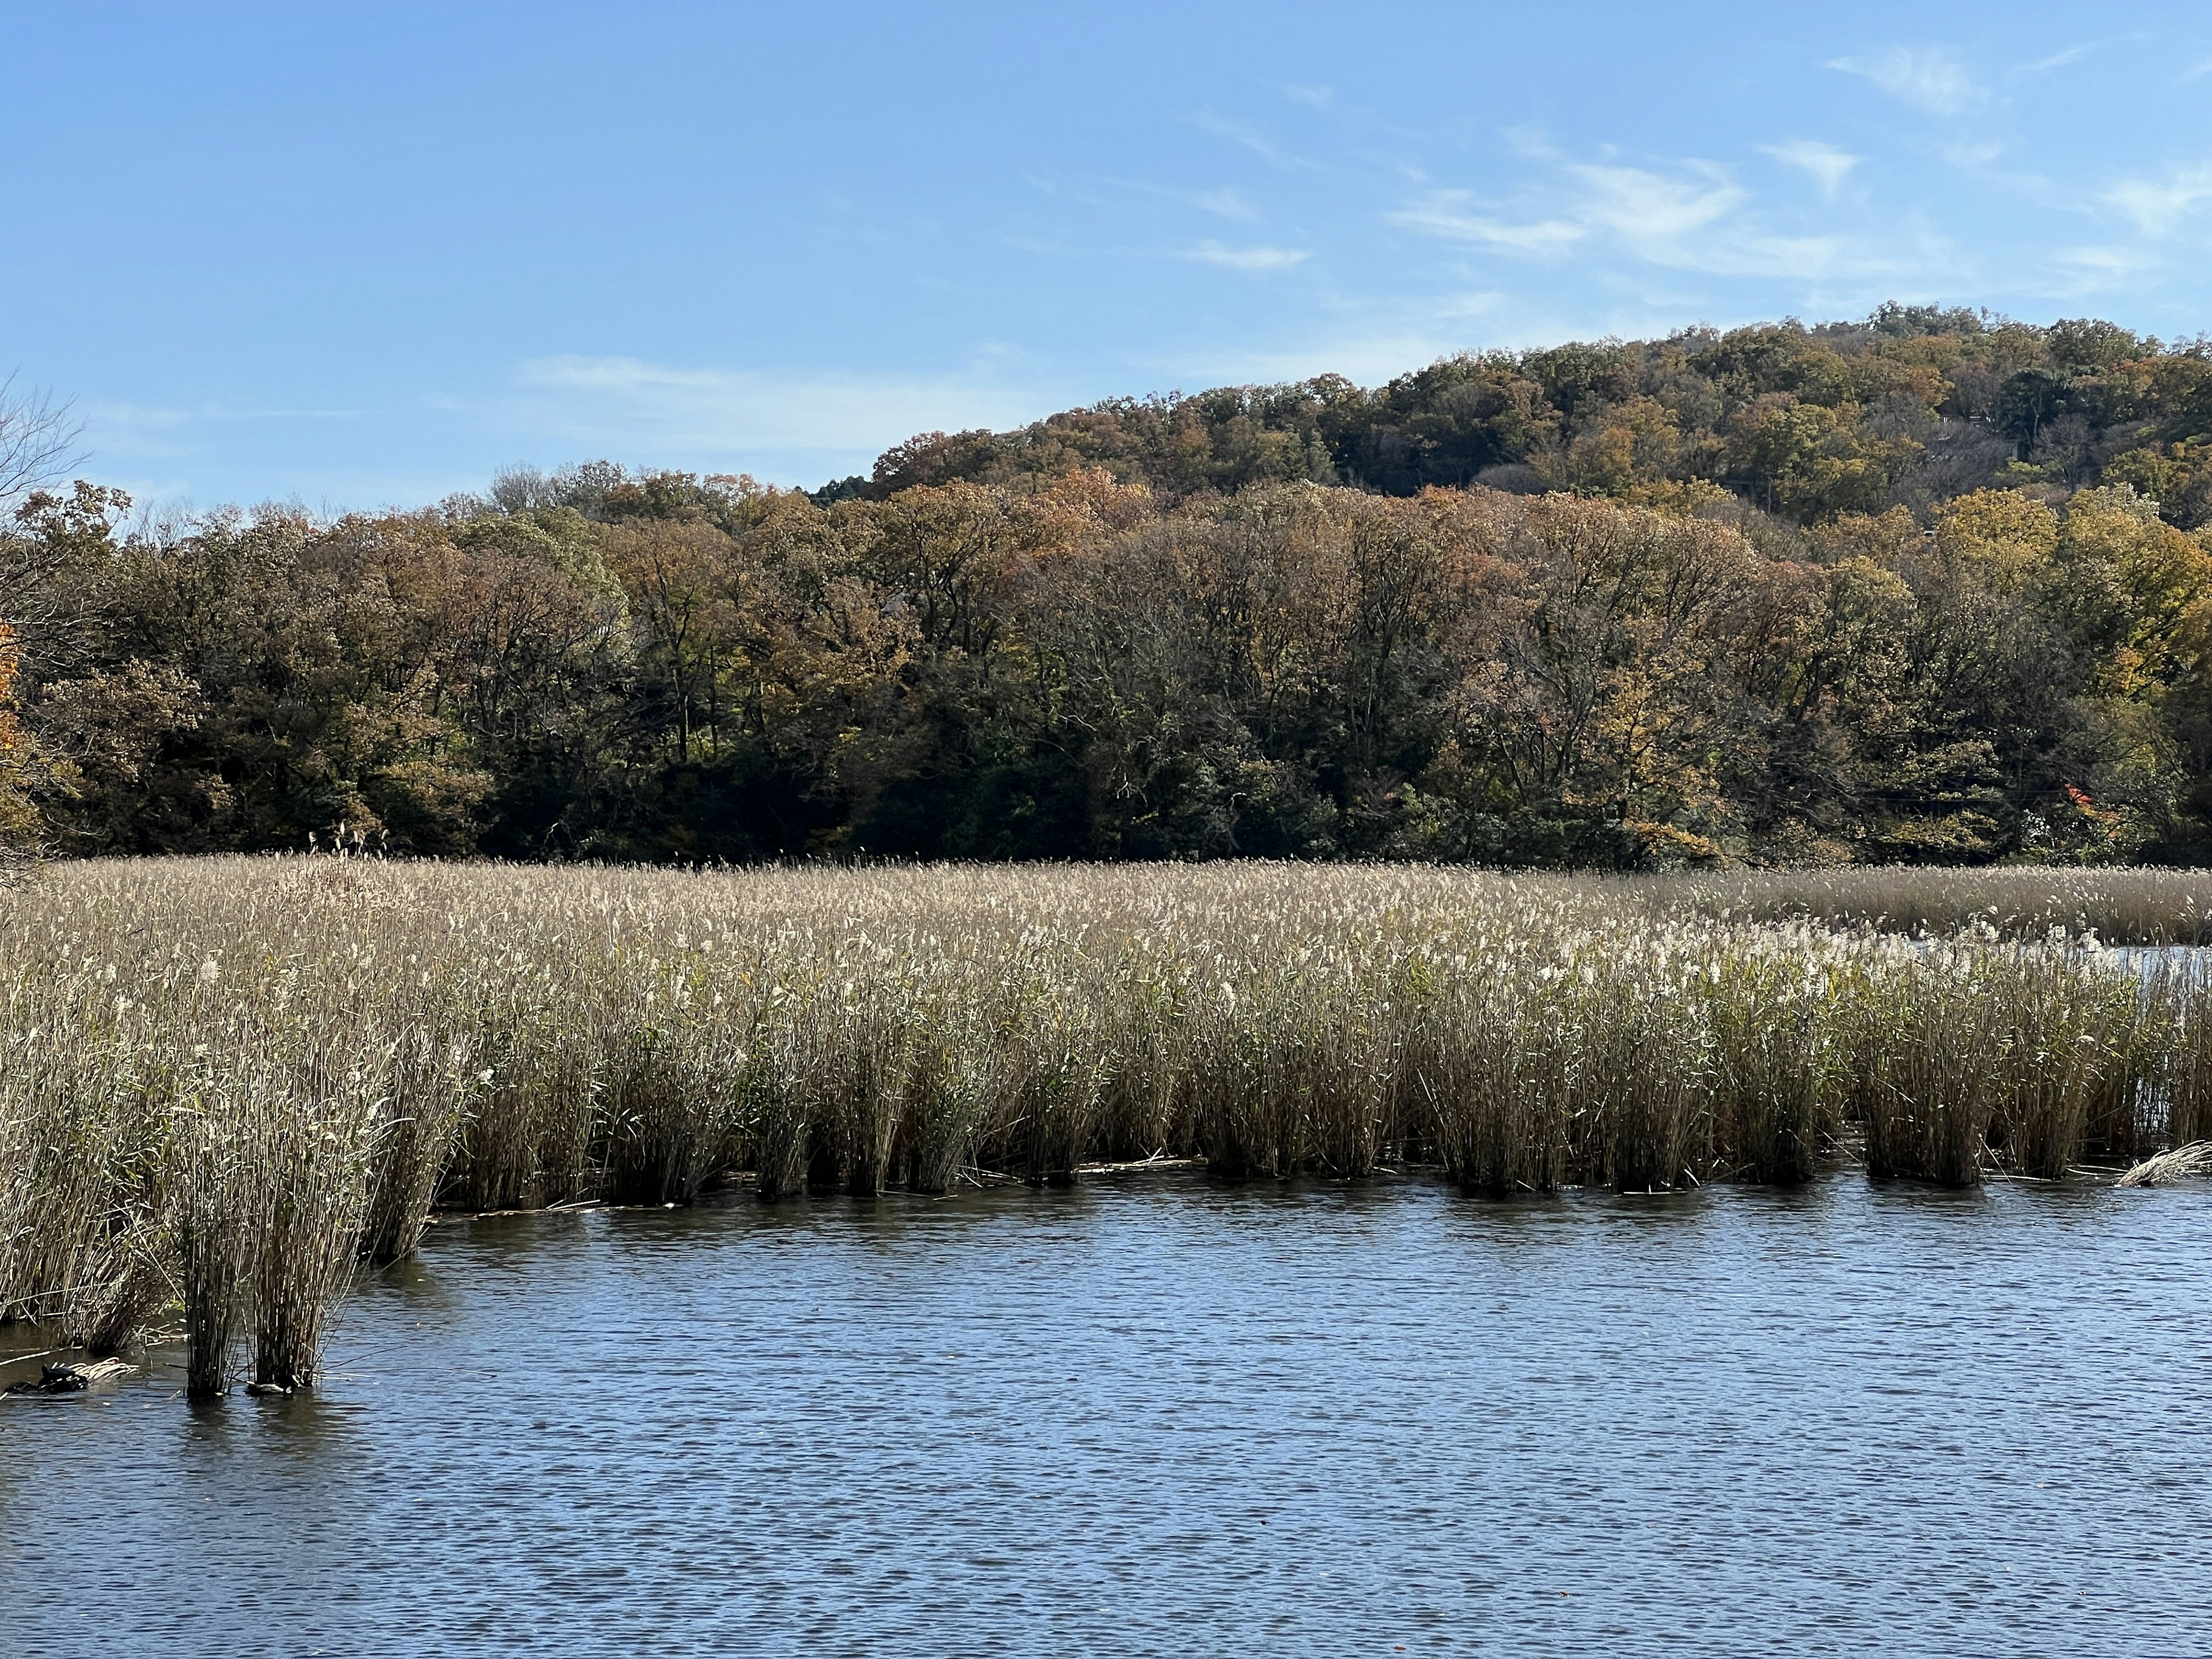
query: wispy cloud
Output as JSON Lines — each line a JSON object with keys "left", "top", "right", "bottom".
{"left": 1189, "top": 109, "right": 1319, "bottom": 170}
{"left": 1112, "top": 180, "right": 1263, "bottom": 223}
{"left": 1190, "top": 187, "right": 1261, "bottom": 223}
{"left": 1828, "top": 46, "right": 1991, "bottom": 118}
{"left": 1387, "top": 192, "right": 1585, "bottom": 256}
{"left": 2105, "top": 163, "right": 2212, "bottom": 236}
{"left": 82, "top": 400, "right": 362, "bottom": 459}
{"left": 1760, "top": 139, "right": 1860, "bottom": 199}
{"left": 501, "top": 357, "right": 1049, "bottom": 462}
{"left": 2009, "top": 44, "right": 2093, "bottom": 77}
{"left": 1567, "top": 163, "right": 1744, "bottom": 260}
{"left": 2051, "top": 244, "right": 2158, "bottom": 282}
{"left": 1180, "top": 241, "right": 1309, "bottom": 271}
{"left": 1391, "top": 153, "right": 1957, "bottom": 290}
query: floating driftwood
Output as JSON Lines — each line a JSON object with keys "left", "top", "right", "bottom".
{"left": 1075, "top": 1156, "right": 1203, "bottom": 1177}
{"left": 2116, "top": 1142, "right": 2212, "bottom": 1187}
{"left": 5, "top": 1357, "right": 134, "bottom": 1396}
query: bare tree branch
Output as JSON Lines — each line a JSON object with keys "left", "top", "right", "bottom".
{"left": 0, "top": 374, "right": 86, "bottom": 514}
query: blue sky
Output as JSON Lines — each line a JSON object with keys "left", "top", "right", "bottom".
{"left": 9, "top": 1, "right": 2212, "bottom": 511}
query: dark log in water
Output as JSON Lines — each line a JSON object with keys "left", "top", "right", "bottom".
{"left": 4, "top": 1356, "right": 133, "bottom": 1395}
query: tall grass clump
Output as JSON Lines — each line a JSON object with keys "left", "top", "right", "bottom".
{"left": 1409, "top": 957, "right": 1570, "bottom": 1195}
{"left": 2164, "top": 969, "right": 2212, "bottom": 1148}
{"left": 1853, "top": 944, "right": 2004, "bottom": 1187}
{"left": 1701, "top": 938, "right": 1834, "bottom": 1184}
{"left": 248, "top": 1044, "right": 388, "bottom": 1391}
{"left": 1573, "top": 949, "right": 1711, "bottom": 1193}
{"left": 1981, "top": 949, "right": 2123, "bottom": 1178}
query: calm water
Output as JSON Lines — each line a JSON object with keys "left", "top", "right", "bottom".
{"left": 6, "top": 1172, "right": 2211, "bottom": 1658}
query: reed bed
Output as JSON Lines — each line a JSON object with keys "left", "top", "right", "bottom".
{"left": 4, "top": 857, "right": 2210, "bottom": 1392}
{"left": 1652, "top": 864, "right": 2212, "bottom": 944}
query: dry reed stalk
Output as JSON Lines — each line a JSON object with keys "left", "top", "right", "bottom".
{"left": 1859, "top": 948, "right": 2002, "bottom": 1187}
{"left": 600, "top": 959, "right": 756, "bottom": 1205}
{"left": 1703, "top": 947, "right": 1831, "bottom": 1184}
{"left": 248, "top": 1042, "right": 388, "bottom": 1391}
{"left": 1984, "top": 952, "right": 2126, "bottom": 1179}
{"left": 900, "top": 1005, "right": 999, "bottom": 1194}
{"left": 2165, "top": 974, "right": 2212, "bottom": 1147}
{"left": 1415, "top": 967, "right": 1568, "bottom": 1195}
{"left": 2078, "top": 969, "right": 2166, "bottom": 1161}
{"left": 751, "top": 976, "right": 824, "bottom": 1201}
{"left": 172, "top": 1085, "right": 252, "bottom": 1397}
{"left": 363, "top": 1022, "right": 485, "bottom": 1262}
{"left": 1188, "top": 977, "right": 1299, "bottom": 1179}
{"left": 1092, "top": 962, "right": 1190, "bottom": 1164}
{"left": 2116, "top": 1141, "right": 2212, "bottom": 1185}
{"left": 993, "top": 977, "right": 1107, "bottom": 1186}
{"left": 1657, "top": 866, "right": 2212, "bottom": 945}
{"left": 457, "top": 987, "right": 607, "bottom": 1211}
{"left": 1578, "top": 961, "right": 1710, "bottom": 1194}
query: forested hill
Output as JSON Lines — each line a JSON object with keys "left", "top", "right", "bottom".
{"left": 823, "top": 305, "right": 2212, "bottom": 526}
{"left": 9, "top": 306, "right": 2212, "bottom": 870}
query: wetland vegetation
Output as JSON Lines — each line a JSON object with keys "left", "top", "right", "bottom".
{"left": 13, "top": 310, "right": 2212, "bottom": 1400}
{"left": 5, "top": 855, "right": 2211, "bottom": 1396}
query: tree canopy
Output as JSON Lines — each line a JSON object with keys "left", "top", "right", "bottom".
{"left": 10, "top": 307, "right": 2212, "bottom": 869}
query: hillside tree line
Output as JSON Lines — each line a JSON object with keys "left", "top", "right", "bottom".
{"left": 8, "top": 307, "right": 2212, "bottom": 867}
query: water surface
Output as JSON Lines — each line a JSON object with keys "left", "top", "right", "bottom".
{"left": 6, "top": 1173, "right": 2210, "bottom": 1657}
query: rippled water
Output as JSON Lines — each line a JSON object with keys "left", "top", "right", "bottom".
{"left": 7, "top": 1172, "right": 2211, "bottom": 1657}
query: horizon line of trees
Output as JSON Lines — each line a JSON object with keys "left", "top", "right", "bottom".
{"left": 9, "top": 305, "right": 2212, "bottom": 869}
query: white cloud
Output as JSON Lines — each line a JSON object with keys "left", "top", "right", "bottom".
{"left": 1760, "top": 139, "right": 1861, "bottom": 199}
{"left": 1387, "top": 191, "right": 1585, "bottom": 256}
{"left": 1942, "top": 141, "right": 2003, "bottom": 168}
{"left": 1191, "top": 187, "right": 1261, "bottom": 223}
{"left": 2105, "top": 163, "right": 2212, "bottom": 236}
{"left": 2050, "top": 244, "right": 2159, "bottom": 284}
{"left": 1390, "top": 153, "right": 1959, "bottom": 290}
{"left": 1180, "top": 241, "right": 1310, "bottom": 271}
{"left": 2009, "top": 44, "right": 2092, "bottom": 76}
{"left": 501, "top": 357, "right": 1050, "bottom": 461}
{"left": 1113, "top": 181, "right": 1262, "bottom": 223}
{"left": 1828, "top": 46, "right": 1991, "bottom": 118}
{"left": 1566, "top": 163, "right": 1744, "bottom": 258}
{"left": 1189, "top": 109, "right": 1320, "bottom": 171}
{"left": 82, "top": 400, "right": 361, "bottom": 460}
